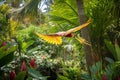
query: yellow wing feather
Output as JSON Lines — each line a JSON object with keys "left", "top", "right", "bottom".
{"left": 65, "top": 18, "right": 91, "bottom": 36}
{"left": 35, "top": 32, "right": 62, "bottom": 44}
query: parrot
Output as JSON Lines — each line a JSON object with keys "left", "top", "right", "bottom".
{"left": 35, "top": 19, "right": 91, "bottom": 45}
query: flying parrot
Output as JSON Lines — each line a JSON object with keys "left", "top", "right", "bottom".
{"left": 35, "top": 19, "right": 91, "bottom": 45}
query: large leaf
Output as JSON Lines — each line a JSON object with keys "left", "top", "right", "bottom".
{"left": 104, "top": 39, "right": 117, "bottom": 60}
{"left": 22, "top": 40, "right": 34, "bottom": 51}
{"left": 0, "top": 52, "right": 14, "bottom": 67}
{"left": 15, "top": 71, "right": 26, "bottom": 80}
{"left": 0, "top": 45, "right": 17, "bottom": 59}
{"left": 26, "top": 46, "right": 39, "bottom": 55}
{"left": 0, "top": 45, "right": 17, "bottom": 67}
{"left": 27, "top": 67, "right": 47, "bottom": 80}
{"left": 49, "top": 15, "right": 77, "bottom": 26}
{"left": 104, "top": 64, "right": 113, "bottom": 80}
{"left": 0, "top": 46, "right": 8, "bottom": 59}
{"left": 50, "top": 0, "right": 79, "bottom": 26}
{"left": 104, "top": 57, "right": 114, "bottom": 63}
{"left": 80, "top": 74, "right": 91, "bottom": 80}
{"left": 115, "top": 43, "right": 120, "bottom": 61}
{"left": 90, "top": 61, "right": 102, "bottom": 80}
{"left": 90, "top": 61, "right": 102, "bottom": 74}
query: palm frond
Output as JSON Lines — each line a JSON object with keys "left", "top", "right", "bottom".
{"left": 18, "top": 0, "right": 41, "bottom": 20}
{"left": 49, "top": 15, "right": 78, "bottom": 26}
{"left": 56, "top": 0, "right": 78, "bottom": 16}
{"left": 63, "top": 1, "right": 78, "bottom": 16}
{"left": 50, "top": 0, "right": 79, "bottom": 26}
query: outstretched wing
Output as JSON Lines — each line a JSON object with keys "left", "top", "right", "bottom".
{"left": 35, "top": 32, "right": 62, "bottom": 44}
{"left": 65, "top": 19, "right": 91, "bottom": 36}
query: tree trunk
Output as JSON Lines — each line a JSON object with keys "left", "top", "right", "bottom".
{"left": 76, "top": 0, "right": 94, "bottom": 71}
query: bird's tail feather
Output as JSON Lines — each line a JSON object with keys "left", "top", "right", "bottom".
{"left": 75, "top": 35, "right": 91, "bottom": 46}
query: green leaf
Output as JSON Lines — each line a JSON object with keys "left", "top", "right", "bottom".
{"left": 22, "top": 40, "right": 34, "bottom": 51}
{"left": 104, "top": 40, "right": 117, "bottom": 60}
{"left": 50, "top": 0, "right": 79, "bottom": 26}
{"left": 0, "top": 46, "right": 8, "bottom": 59}
{"left": 57, "top": 75, "right": 69, "bottom": 80}
{"left": 26, "top": 46, "right": 39, "bottom": 55}
{"left": 27, "top": 67, "right": 47, "bottom": 80}
{"left": 104, "top": 64, "right": 113, "bottom": 80}
{"left": 49, "top": 15, "right": 77, "bottom": 26}
{"left": 115, "top": 43, "right": 120, "bottom": 61}
{"left": 104, "top": 57, "right": 114, "bottom": 63}
{"left": 19, "top": 0, "right": 41, "bottom": 19}
{"left": 27, "top": 77, "right": 33, "bottom": 80}
{"left": 15, "top": 71, "right": 26, "bottom": 80}
{"left": 80, "top": 74, "right": 91, "bottom": 80}
{"left": 0, "top": 45, "right": 17, "bottom": 67}
{"left": 0, "top": 45, "right": 17, "bottom": 58}
{"left": 0, "top": 53, "right": 14, "bottom": 67}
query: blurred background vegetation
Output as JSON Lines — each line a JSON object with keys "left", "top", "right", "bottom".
{"left": 0, "top": 0, "right": 120, "bottom": 80}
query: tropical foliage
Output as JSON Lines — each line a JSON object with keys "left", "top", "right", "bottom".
{"left": 0, "top": 0, "right": 119, "bottom": 80}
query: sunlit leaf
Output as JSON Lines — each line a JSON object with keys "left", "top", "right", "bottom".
{"left": 22, "top": 40, "right": 34, "bottom": 51}
{"left": 50, "top": 0, "right": 79, "bottom": 26}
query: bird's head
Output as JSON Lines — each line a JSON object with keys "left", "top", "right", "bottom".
{"left": 65, "top": 33, "right": 75, "bottom": 37}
